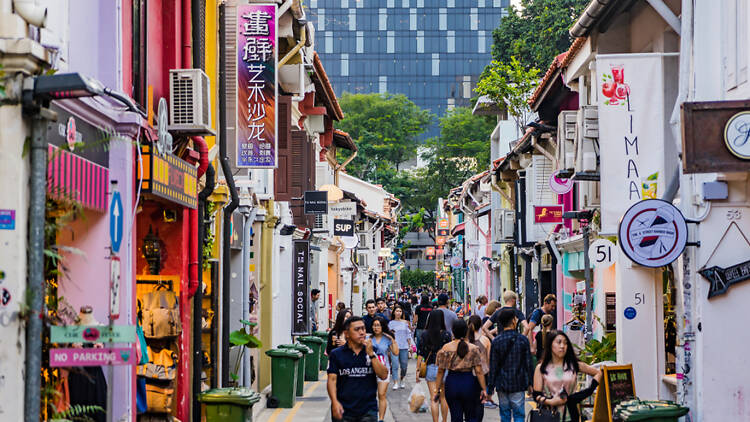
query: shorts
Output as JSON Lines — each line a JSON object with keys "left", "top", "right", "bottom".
{"left": 425, "top": 363, "right": 439, "bottom": 382}
{"left": 377, "top": 373, "right": 391, "bottom": 384}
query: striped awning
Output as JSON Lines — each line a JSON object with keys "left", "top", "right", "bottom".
{"left": 47, "top": 144, "right": 109, "bottom": 211}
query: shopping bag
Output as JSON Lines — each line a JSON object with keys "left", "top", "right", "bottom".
{"left": 408, "top": 382, "right": 427, "bottom": 413}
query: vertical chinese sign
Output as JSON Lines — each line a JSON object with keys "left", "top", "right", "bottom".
{"left": 237, "top": 4, "right": 277, "bottom": 168}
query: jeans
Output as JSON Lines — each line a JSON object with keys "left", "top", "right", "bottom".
{"left": 332, "top": 410, "right": 378, "bottom": 422}
{"left": 425, "top": 363, "right": 439, "bottom": 382}
{"left": 497, "top": 391, "right": 525, "bottom": 422}
{"left": 444, "top": 371, "right": 481, "bottom": 422}
{"left": 390, "top": 349, "right": 409, "bottom": 380}
{"left": 415, "top": 329, "right": 424, "bottom": 349}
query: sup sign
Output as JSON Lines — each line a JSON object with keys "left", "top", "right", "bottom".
{"left": 333, "top": 219, "right": 354, "bottom": 237}
{"left": 618, "top": 199, "right": 687, "bottom": 267}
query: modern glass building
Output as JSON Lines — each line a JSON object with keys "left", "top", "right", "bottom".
{"left": 308, "top": 0, "right": 510, "bottom": 140}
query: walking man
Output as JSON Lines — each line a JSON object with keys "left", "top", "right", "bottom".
{"left": 310, "top": 288, "right": 321, "bottom": 332}
{"left": 482, "top": 291, "right": 527, "bottom": 339}
{"left": 327, "top": 316, "right": 389, "bottom": 422}
{"left": 433, "top": 293, "right": 458, "bottom": 334}
{"left": 363, "top": 299, "right": 385, "bottom": 334}
{"left": 526, "top": 294, "right": 556, "bottom": 355}
{"left": 487, "top": 308, "right": 533, "bottom": 422}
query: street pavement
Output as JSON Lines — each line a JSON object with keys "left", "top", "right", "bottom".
{"left": 255, "top": 358, "right": 537, "bottom": 422}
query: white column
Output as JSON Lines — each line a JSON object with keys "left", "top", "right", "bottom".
{"left": 272, "top": 202, "right": 293, "bottom": 346}
{"left": 615, "top": 261, "right": 662, "bottom": 399}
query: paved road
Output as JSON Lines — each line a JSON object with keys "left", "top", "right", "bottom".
{"left": 256, "top": 358, "right": 513, "bottom": 422}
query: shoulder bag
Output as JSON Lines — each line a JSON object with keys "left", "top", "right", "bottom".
{"left": 527, "top": 372, "right": 567, "bottom": 422}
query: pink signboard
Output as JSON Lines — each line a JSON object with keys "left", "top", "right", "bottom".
{"left": 236, "top": 3, "right": 278, "bottom": 168}
{"left": 50, "top": 347, "right": 136, "bottom": 367}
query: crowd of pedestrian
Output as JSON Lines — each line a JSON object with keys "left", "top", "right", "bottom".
{"left": 325, "top": 288, "right": 602, "bottom": 422}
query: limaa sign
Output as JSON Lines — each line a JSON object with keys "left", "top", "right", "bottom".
{"left": 597, "top": 54, "right": 667, "bottom": 234}
{"left": 236, "top": 3, "right": 278, "bottom": 168}
{"left": 292, "top": 239, "right": 310, "bottom": 336}
{"left": 618, "top": 199, "right": 687, "bottom": 268}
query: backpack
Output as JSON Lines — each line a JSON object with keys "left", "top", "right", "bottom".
{"left": 140, "top": 290, "right": 181, "bottom": 338}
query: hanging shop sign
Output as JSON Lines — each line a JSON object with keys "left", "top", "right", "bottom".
{"left": 47, "top": 104, "right": 108, "bottom": 167}
{"left": 438, "top": 218, "right": 449, "bottom": 230}
{"left": 291, "top": 239, "right": 310, "bottom": 336}
{"left": 138, "top": 145, "right": 197, "bottom": 209}
{"left": 50, "top": 325, "right": 136, "bottom": 343}
{"left": 534, "top": 206, "right": 563, "bottom": 224}
{"left": 329, "top": 201, "right": 357, "bottom": 218}
{"left": 589, "top": 238, "right": 617, "bottom": 268}
{"left": 333, "top": 219, "right": 355, "bottom": 237}
{"left": 236, "top": 3, "right": 278, "bottom": 168}
{"left": 436, "top": 236, "right": 446, "bottom": 246}
{"left": 450, "top": 256, "right": 463, "bottom": 269}
{"left": 304, "top": 190, "right": 328, "bottom": 214}
{"left": 700, "top": 259, "right": 750, "bottom": 299}
{"left": 437, "top": 228, "right": 449, "bottom": 236}
{"left": 618, "top": 199, "right": 687, "bottom": 268}
{"left": 50, "top": 347, "right": 136, "bottom": 367}
{"left": 597, "top": 54, "right": 667, "bottom": 234}
{"left": 425, "top": 247, "right": 436, "bottom": 260}
{"left": 549, "top": 170, "right": 574, "bottom": 194}
{"left": 682, "top": 100, "right": 750, "bottom": 173}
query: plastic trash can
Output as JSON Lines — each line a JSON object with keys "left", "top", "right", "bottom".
{"left": 198, "top": 387, "right": 261, "bottom": 422}
{"left": 613, "top": 399, "right": 690, "bottom": 422}
{"left": 297, "top": 336, "right": 324, "bottom": 381}
{"left": 264, "top": 349, "right": 302, "bottom": 408}
{"left": 313, "top": 331, "right": 329, "bottom": 370}
{"left": 278, "top": 343, "right": 312, "bottom": 396}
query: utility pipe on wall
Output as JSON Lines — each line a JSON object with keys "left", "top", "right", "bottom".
{"left": 193, "top": 165, "right": 213, "bottom": 418}
{"left": 219, "top": 4, "right": 240, "bottom": 387}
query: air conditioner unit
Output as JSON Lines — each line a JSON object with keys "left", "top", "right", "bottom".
{"left": 574, "top": 105, "right": 598, "bottom": 173}
{"left": 494, "top": 208, "right": 514, "bottom": 241}
{"left": 557, "top": 111, "right": 577, "bottom": 169}
{"left": 313, "top": 214, "right": 328, "bottom": 233}
{"left": 169, "top": 69, "right": 215, "bottom": 135}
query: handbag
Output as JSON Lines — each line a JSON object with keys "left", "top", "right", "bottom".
{"left": 418, "top": 350, "right": 432, "bottom": 378}
{"left": 528, "top": 406, "right": 561, "bottom": 422}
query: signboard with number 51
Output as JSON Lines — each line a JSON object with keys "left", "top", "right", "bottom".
{"left": 589, "top": 238, "right": 617, "bottom": 268}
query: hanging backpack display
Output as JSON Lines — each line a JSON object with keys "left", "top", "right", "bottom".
{"left": 140, "top": 289, "right": 182, "bottom": 338}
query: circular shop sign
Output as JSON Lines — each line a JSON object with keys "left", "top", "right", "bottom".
{"left": 450, "top": 256, "right": 462, "bottom": 269}
{"left": 588, "top": 238, "right": 617, "bottom": 268}
{"left": 724, "top": 111, "right": 750, "bottom": 160}
{"left": 618, "top": 199, "right": 687, "bottom": 268}
{"left": 624, "top": 306, "right": 637, "bottom": 320}
{"left": 549, "top": 171, "right": 574, "bottom": 194}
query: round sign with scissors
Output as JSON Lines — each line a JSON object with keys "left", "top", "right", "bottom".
{"left": 549, "top": 170, "right": 574, "bottom": 194}
{"left": 724, "top": 111, "right": 750, "bottom": 160}
{"left": 618, "top": 199, "right": 687, "bottom": 268}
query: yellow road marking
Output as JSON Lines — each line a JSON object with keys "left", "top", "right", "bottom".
{"left": 283, "top": 401, "right": 304, "bottom": 422}
{"left": 266, "top": 407, "right": 283, "bottom": 422}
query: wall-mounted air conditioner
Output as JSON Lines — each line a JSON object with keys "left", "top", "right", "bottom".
{"left": 557, "top": 111, "right": 577, "bottom": 170}
{"left": 574, "top": 105, "right": 598, "bottom": 173}
{"left": 313, "top": 214, "right": 328, "bottom": 233}
{"left": 169, "top": 69, "right": 215, "bottom": 135}
{"left": 494, "top": 209, "right": 515, "bottom": 241}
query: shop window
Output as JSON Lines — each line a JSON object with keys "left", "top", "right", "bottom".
{"left": 663, "top": 267, "right": 677, "bottom": 375}
{"left": 605, "top": 292, "right": 616, "bottom": 332}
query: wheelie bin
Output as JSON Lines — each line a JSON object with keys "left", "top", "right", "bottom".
{"left": 297, "top": 336, "right": 324, "bottom": 381}
{"left": 613, "top": 399, "right": 690, "bottom": 422}
{"left": 198, "top": 387, "right": 261, "bottom": 422}
{"left": 278, "top": 343, "right": 312, "bottom": 396}
{"left": 313, "top": 331, "right": 329, "bottom": 370}
{"left": 264, "top": 348, "right": 302, "bottom": 408}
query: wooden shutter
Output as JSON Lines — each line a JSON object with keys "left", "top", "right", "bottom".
{"left": 274, "top": 96, "right": 292, "bottom": 201}
{"left": 290, "top": 130, "right": 315, "bottom": 229}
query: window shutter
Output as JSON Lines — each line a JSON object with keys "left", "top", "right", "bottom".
{"left": 274, "top": 96, "right": 292, "bottom": 201}
{"left": 290, "top": 130, "right": 314, "bottom": 229}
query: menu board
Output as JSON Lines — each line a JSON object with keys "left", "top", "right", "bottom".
{"left": 593, "top": 364, "right": 636, "bottom": 422}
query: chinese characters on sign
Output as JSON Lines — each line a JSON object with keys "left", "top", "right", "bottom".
{"left": 237, "top": 4, "right": 277, "bottom": 168}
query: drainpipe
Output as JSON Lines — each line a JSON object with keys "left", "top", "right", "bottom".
{"left": 334, "top": 148, "right": 357, "bottom": 185}
{"left": 278, "top": 24, "right": 306, "bottom": 67}
{"left": 491, "top": 174, "right": 513, "bottom": 205}
{"left": 219, "top": 4, "right": 240, "bottom": 386}
{"left": 189, "top": 137, "right": 209, "bottom": 297}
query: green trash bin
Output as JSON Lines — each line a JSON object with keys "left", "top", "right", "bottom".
{"left": 264, "top": 348, "right": 302, "bottom": 408}
{"left": 613, "top": 399, "right": 689, "bottom": 422}
{"left": 278, "top": 343, "right": 312, "bottom": 396}
{"left": 297, "top": 336, "right": 325, "bottom": 381}
{"left": 198, "top": 387, "right": 261, "bottom": 422}
{"left": 313, "top": 331, "right": 329, "bottom": 370}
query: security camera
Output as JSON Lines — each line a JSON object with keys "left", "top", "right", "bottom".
{"left": 13, "top": 0, "right": 48, "bottom": 28}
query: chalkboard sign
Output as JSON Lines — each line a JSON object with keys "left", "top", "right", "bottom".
{"left": 593, "top": 364, "right": 636, "bottom": 422}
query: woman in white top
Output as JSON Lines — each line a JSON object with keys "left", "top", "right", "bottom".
{"left": 388, "top": 304, "right": 414, "bottom": 390}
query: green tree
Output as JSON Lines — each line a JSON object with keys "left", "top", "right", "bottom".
{"left": 490, "top": 0, "right": 590, "bottom": 72}
{"left": 400, "top": 269, "right": 436, "bottom": 288}
{"left": 475, "top": 57, "right": 540, "bottom": 131}
{"left": 432, "top": 107, "right": 495, "bottom": 171}
{"left": 337, "top": 92, "right": 435, "bottom": 176}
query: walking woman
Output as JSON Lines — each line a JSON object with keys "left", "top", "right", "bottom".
{"left": 467, "top": 315, "right": 493, "bottom": 415}
{"left": 371, "top": 317, "right": 399, "bottom": 422}
{"left": 434, "top": 319, "right": 488, "bottom": 422}
{"left": 533, "top": 330, "right": 602, "bottom": 421}
{"left": 326, "top": 308, "right": 352, "bottom": 356}
{"left": 534, "top": 314, "right": 554, "bottom": 362}
{"left": 388, "top": 304, "right": 413, "bottom": 389}
{"left": 416, "top": 309, "right": 451, "bottom": 422}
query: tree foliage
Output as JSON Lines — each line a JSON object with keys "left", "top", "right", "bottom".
{"left": 400, "top": 268, "right": 436, "bottom": 288}
{"left": 490, "top": 0, "right": 590, "bottom": 72}
{"left": 432, "top": 107, "right": 495, "bottom": 170}
{"left": 476, "top": 57, "right": 539, "bottom": 131}
{"left": 337, "top": 92, "right": 435, "bottom": 176}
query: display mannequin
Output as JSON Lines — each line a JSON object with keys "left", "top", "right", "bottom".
{"left": 68, "top": 305, "right": 107, "bottom": 422}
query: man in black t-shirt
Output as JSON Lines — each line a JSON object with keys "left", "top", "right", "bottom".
{"left": 526, "top": 294, "right": 557, "bottom": 355}
{"left": 327, "top": 316, "right": 389, "bottom": 421}
{"left": 412, "top": 295, "right": 433, "bottom": 349}
{"left": 482, "top": 290, "right": 527, "bottom": 339}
